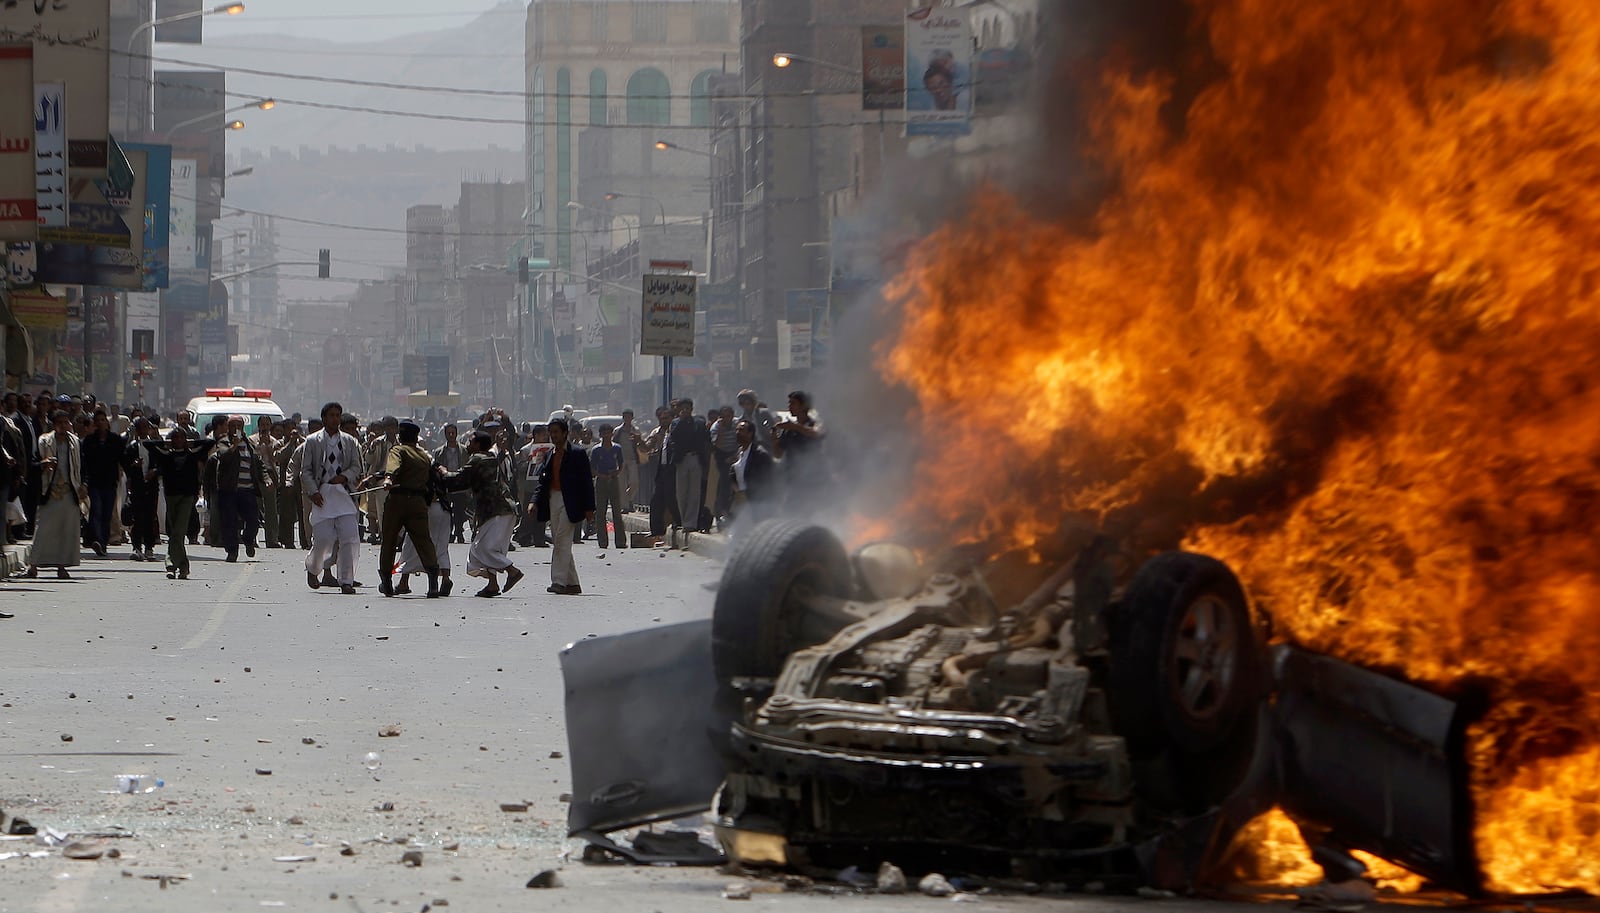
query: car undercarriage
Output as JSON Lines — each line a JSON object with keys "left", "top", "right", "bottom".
{"left": 561, "top": 520, "right": 1478, "bottom": 893}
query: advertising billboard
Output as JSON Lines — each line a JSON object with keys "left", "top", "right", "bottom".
{"left": 905, "top": 6, "right": 974, "bottom": 137}
{"left": 861, "top": 26, "right": 905, "bottom": 112}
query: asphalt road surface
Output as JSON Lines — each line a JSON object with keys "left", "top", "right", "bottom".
{"left": 2, "top": 539, "right": 1314, "bottom": 913}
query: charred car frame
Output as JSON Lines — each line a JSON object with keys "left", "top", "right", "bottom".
{"left": 562, "top": 520, "right": 1479, "bottom": 892}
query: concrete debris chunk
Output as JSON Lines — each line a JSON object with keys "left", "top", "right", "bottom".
{"left": 378, "top": 725, "right": 402, "bottom": 738}
{"left": 876, "top": 862, "right": 907, "bottom": 894}
{"left": 498, "top": 802, "right": 529, "bottom": 813}
{"left": 400, "top": 849, "right": 424, "bottom": 867}
{"left": 62, "top": 842, "right": 105, "bottom": 860}
{"left": 526, "top": 869, "right": 563, "bottom": 888}
{"left": 1137, "top": 886, "right": 1178, "bottom": 899}
{"left": 919, "top": 873, "right": 955, "bottom": 897}
{"left": 721, "top": 881, "right": 752, "bottom": 900}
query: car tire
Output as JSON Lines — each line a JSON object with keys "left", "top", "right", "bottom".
{"left": 1106, "top": 551, "right": 1266, "bottom": 787}
{"left": 711, "top": 520, "right": 854, "bottom": 691}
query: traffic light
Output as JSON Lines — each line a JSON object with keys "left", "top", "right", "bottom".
{"left": 318, "top": 248, "right": 330, "bottom": 279}
{"left": 518, "top": 256, "right": 529, "bottom": 284}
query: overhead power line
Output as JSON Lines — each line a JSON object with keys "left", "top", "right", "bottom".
{"left": 195, "top": 196, "right": 648, "bottom": 240}
{"left": 122, "top": 48, "right": 980, "bottom": 104}
{"left": 144, "top": 76, "right": 920, "bottom": 130}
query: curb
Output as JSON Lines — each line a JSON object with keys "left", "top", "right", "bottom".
{"left": 1, "top": 542, "right": 30, "bottom": 578}
{"left": 620, "top": 513, "right": 730, "bottom": 561}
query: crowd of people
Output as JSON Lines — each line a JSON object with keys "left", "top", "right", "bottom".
{"left": 0, "top": 386, "right": 827, "bottom": 609}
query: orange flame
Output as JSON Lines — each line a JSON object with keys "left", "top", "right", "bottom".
{"left": 876, "top": 0, "right": 1600, "bottom": 894}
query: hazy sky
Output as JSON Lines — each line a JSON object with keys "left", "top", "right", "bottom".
{"left": 190, "top": 0, "right": 523, "bottom": 44}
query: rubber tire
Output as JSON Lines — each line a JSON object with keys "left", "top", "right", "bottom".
{"left": 1106, "top": 551, "right": 1265, "bottom": 759}
{"left": 711, "top": 520, "right": 853, "bottom": 689}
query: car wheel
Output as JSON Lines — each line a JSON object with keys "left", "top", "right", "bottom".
{"left": 711, "top": 520, "right": 853, "bottom": 692}
{"left": 1107, "top": 552, "right": 1266, "bottom": 805}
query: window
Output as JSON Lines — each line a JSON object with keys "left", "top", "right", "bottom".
{"left": 589, "top": 69, "right": 608, "bottom": 126}
{"left": 689, "top": 69, "right": 718, "bottom": 127}
{"left": 626, "top": 68, "right": 670, "bottom": 125}
{"left": 631, "top": 4, "right": 667, "bottom": 43}
{"left": 694, "top": 6, "right": 729, "bottom": 43}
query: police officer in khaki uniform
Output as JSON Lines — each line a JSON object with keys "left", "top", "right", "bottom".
{"left": 377, "top": 420, "right": 440, "bottom": 598}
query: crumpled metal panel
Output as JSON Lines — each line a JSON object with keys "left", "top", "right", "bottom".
{"left": 561, "top": 620, "right": 726, "bottom": 836}
{"left": 1272, "top": 645, "right": 1480, "bottom": 894}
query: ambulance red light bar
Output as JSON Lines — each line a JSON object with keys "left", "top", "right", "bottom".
{"left": 204, "top": 387, "right": 273, "bottom": 399}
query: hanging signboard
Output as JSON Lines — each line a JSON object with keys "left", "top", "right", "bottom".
{"left": 861, "top": 26, "right": 905, "bottom": 112}
{"left": 0, "top": 45, "right": 35, "bottom": 240}
{"left": 905, "top": 6, "right": 974, "bottom": 137}
{"left": 640, "top": 272, "right": 696, "bottom": 357}
{"left": 34, "top": 82, "right": 66, "bottom": 228}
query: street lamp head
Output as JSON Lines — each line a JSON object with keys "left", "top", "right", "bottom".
{"left": 565, "top": 201, "right": 583, "bottom": 210}
{"left": 226, "top": 119, "right": 245, "bottom": 131}
{"left": 216, "top": 2, "right": 245, "bottom": 14}
{"left": 772, "top": 53, "right": 794, "bottom": 68}
{"left": 653, "top": 140, "right": 671, "bottom": 151}
{"left": 604, "top": 192, "right": 620, "bottom": 201}
{"left": 256, "top": 98, "right": 275, "bottom": 110}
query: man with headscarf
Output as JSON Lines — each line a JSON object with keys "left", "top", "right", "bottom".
{"left": 437, "top": 429, "right": 523, "bottom": 597}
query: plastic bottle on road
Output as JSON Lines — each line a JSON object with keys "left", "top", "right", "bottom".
{"left": 114, "top": 773, "right": 165, "bottom": 794}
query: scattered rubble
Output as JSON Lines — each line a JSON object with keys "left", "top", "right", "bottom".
{"left": 876, "top": 862, "right": 907, "bottom": 894}
{"left": 61, "top": 842, "right": 105, "bottom": 860}
{"left": 400, "top": 849, "right": 424, "bottom": 867}
{"left": 721, "top": 881, "right": 752, "bottom": 900}
{"left": 498, "top": 802, "right": 529, "bottom": 813}
{"left": 919, "top": 873, "right": 955, "bottom": 897}
{"left": 378, "top": 725, "right": 402, "bottom": 737}
{"left": 526, "top": 869, "right": 563, "bottom": 888}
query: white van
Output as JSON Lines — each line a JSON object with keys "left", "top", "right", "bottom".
{"left": 185, "top": 387, "right": 286, "bottom": 434}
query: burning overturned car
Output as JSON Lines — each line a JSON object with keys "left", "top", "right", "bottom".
{"left": 562, "top": 520, "right": 1478, "bottom": 893}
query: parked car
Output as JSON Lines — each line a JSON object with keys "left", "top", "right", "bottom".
{"left": 562, "top": 521, "right": 1477, "bottom": 891}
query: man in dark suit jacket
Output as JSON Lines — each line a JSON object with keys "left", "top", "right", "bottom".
{"left": 531, "top": 418, "right": 595, "bottom": 595}
{"left": 730, "top": 418, "right": 777, "bottom": 527}
{"left": 213, "top": 416, "right": 266, "bottom": 562}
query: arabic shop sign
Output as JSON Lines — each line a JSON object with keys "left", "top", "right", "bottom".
{"left": 0, "top": 0, "right": 111, "bottom": 171}
{"left": 640, "top": 272, "right": 696, "bottom": 358}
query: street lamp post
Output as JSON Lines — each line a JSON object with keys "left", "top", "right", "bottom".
{"left": 162, "top": 99, "right": 271, "bottom": 142}
{"left": 604, "top": 191, "right": 667, "bottom": 235}
{"left": 771, "top": 52, "right": 862, "bottom": 76}
{"left": 124, "top": 2, "right": 246, "bottom": 137}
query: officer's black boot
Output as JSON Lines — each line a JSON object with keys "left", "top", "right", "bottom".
{"left": 379, "top": 574, "right": 395, "bottom": 597}
{"left": 425, "top": 568, "right": 440, "bottom": 599}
